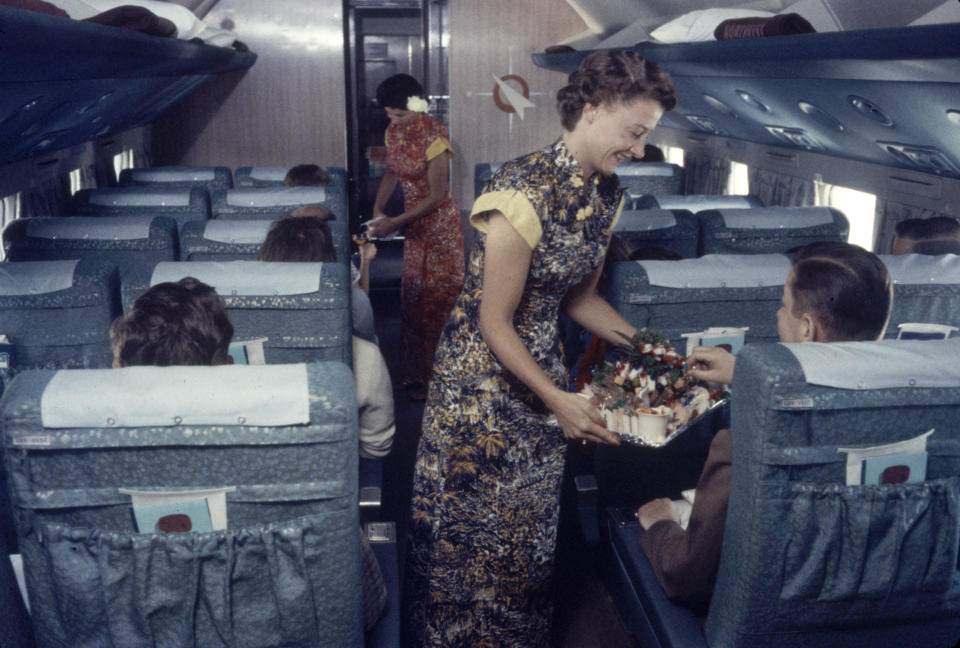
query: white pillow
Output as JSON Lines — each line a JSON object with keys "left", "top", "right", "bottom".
{"left": 650, "top": 9, "right": 775, "bottom": 43}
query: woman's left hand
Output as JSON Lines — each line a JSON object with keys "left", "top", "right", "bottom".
{"left": 365, "top": 217, "right": 395, "bottom": 239}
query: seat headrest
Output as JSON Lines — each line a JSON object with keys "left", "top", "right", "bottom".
{"left": 26, "top": 216, "right": 155, "bottom": 240}
{"left": 615, "top": 210, "right": 678, "bottom": 232}
{"left": 615, "top": 162, "right": 678, "bottom": 177}
{"left": 717, "top": 207, "right": 835, "bottom": 229}
{"left": 203, "top": 220, "right": 272, "bottom": 244}
{"left": 151, "top": 261, "right": 322, "bottom": 296}
{"left": 0, "top": 260, "right": 79, "bottom": 296}
{"left": 131, "top": 168, "right": 215, "bottom": 182}
{"left": 880, "top": 254, "right": 960, "bottom": 285}
{"left": 40, "top": 363, "right": 310, "bottom": 428}
{"left": 225, "top": 187, "right": 327, "bottom": 207}
{"left": 247, "top": 166, "right": 292, "bottom": 182}
{"left": 785, "top": 339, "right": 960, "bottom": 389}
{"left": 642, "top": 195, "right": 757, "bottom": 211}
{"left": 88, "top": 188, "right": 193, "bottom": 207}
{"left": 639, "top": 253, "right": 790, "bottom": 288}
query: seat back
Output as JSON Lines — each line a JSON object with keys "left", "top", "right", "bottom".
{"left": 0, "top": 258, "right": 120, "bottom": 371}
{"left": 606, "top": 254, "right": 789, "bottom": 350}
{"left": 72, "top": 186, "right": 211, "bottom": 229}
{"left": 233, "top": 165, "right": 347, "bottom": 190}
{"left": 881, "top": 253, "right": 960, "bottom": 337}
{"left": 473, "top": 161, "right": 505, "bottom": 198}
{"left": 632, "top": 193, "right": 763, "bottom": 212}
{"left": 4, "top": 215, "right": 178, "bottom": 273}
{"left": 613, "top": 209, "right": 699, "bottom": 258}
{"left": 699, "top": 206, "right": 849, "bottom": 254}
{"left": 122, "top": 260, "right": 352, "bottom": 366}
{"left": 2, "top": 362, "right": 363, "bottom": 648}
{"left": 709, "top": 340, "right": 960, "bottom": 647}
{"left": 615, "top": 162, "right": 684, "bottom": 196}
{"left": 211, "top": 187, "right": 349, "bottom": 263}
{"left": 119, "top": 165, "right": 233, "bottom": 191}
{"left": 179, "top": 219, "right": 272, "bottom": 261}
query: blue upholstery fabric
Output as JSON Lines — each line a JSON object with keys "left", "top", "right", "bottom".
{"left": 211, "top": 187, "right": 350, "bottom": 263}
{"left": 2, "top": 363, "right": 362, "bottom": 648}
{"left": 122, "top": 260, "right": 352, "bottom": 366}
{"left": 179, "top": 219, "right": 270, "bottom": 261}
{"left": 4, "top": 216, "right": 178, "bottom": 274}
{"left": 615, "top": 162, "right": 684, "bottom": 197}
{"left": 881, "top": 253, "right": 960, "bottom": 337}
{"left": 233, "top": 166, "right": 347, "bottom": 190}
{"left": 119, "top": 166, "right": 232, "bottom": 191}
{"left": 0, "top": 258, "right": 120, "bottom": 371}
{"left": 606, "top": 254, "right": 789, "bottom": 350}
{"left": 699, "top": 206, "right": 849, "bottom": 254}
{"left": 706, "top": 340, "right": 960, "bottom": 648}
{"left": 613, "top": 209, "right": 699, "bottom": 258}
{"left": 72, "top": 187, "right": 211, "bottom": 230}
{"left": 633, "top": 194, "right": 763, "bottom": 212}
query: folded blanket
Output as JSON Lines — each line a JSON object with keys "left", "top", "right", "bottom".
{"left": 83, "top": 4, "right": 175, "bottom": 36}
{"left": 714, "top": 13, "right": 815, "bottom": 40}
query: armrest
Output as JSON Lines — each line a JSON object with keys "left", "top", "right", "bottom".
{"left": 359, "top": 458, "right": 383, "bottom": 523}
{"left": 1, "top": 534, "right": 35, "bottom": 648}
{"left": 364, "top": 522, "right": 399, "bottom": 648}
{"left": 605, "top": 508, "right": 707, "bottom": 648}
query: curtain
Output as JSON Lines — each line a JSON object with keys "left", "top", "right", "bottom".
{"left": 873, "top": 199, "right": 953, "bottom": 254}
{"left": 749, "top": 168, "right": 816, "bottom": 207}
{"left": 682, "top": 151, "right": 731, "bottom": 195}
{"left": 22, "top": 175, "right": 70, "bottom": 218}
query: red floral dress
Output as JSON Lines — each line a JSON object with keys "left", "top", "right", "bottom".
{"left": 385, "top": 113, "right": 465, "bottom": 386}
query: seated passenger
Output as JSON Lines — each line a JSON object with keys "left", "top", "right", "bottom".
{"left": 283, "top": 163, "right": 330, "bottom": 187}
{"left": 892, "top": 215, "right": 960, "bottom": 255}
{"left": 258, "top": 215, "right": 395, "bottom": 459}
{"left": 636, "top": 241, "right": 893, "bottom": 610}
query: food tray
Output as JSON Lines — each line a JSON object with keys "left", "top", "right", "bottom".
{"left": 612, "top": 396, "right": 729, "bottom": 448}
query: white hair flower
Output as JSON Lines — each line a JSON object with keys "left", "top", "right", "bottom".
{"left": 406, "top": 95, "right": 429, "bottom": 113}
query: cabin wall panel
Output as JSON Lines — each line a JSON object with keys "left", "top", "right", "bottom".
{"left": 448, "top": 1, "right": 584, "bottom": 211}
{"left": 152, "top": 0, "right": 347, "bottom": 170}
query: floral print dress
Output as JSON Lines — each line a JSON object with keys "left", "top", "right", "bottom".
{"left": 384, "top": 113, "right": 465, "bottom": 386}
{"left": 405, "top": 138, "right": 624, "bottom": 647}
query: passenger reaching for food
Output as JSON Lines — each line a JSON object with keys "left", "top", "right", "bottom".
{"left": 404, "top": 49, "right": 677, "bottom": 647}
{"left": 636, "top": 241, "right": 893, "bottom": 611}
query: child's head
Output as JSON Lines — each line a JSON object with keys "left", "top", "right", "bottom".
{"left": 778, "top": 242, "right": 892, "bottom": 343}
{"left": 110, "top": 277, "right": 234, "bottom": 367}
{"left": 283, "top": 164, "right": 330, "bottom": 187}
{"left": 257, "top": 215, "right": 337, "bottom": 263}
{"left": 893, "top": 216, "right": 960, "bottom": 255}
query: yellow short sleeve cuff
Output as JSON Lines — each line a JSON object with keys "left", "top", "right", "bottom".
{"left": 470, "top": 190, "right": 542, "bottom": 249}
{"left": 425, "top": 137, "right": 453, "bottom": 161}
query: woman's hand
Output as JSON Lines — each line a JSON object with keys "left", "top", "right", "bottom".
{"left": 547, "top": 390, "right": 620, "bottom": 446}
{"left": 686, "top": 345, "right": 736, "bottom": 385}
{"left": 636, "top": 498, "right": 680, "bottom": 530}
{"left": 364, "top": 216, "right": 396, "bottom": 239}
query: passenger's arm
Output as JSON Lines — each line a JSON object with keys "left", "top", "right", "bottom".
{"left": 478, "top": 211, "right": 618, "bottom": 445}
{"left": 366, "top": 153, "right": 449, "bottom": 238}
{"left": 356, "top": 241, "right": 376, "bottom": 295}
{"left": 354, "top": 338, "right": 395, "bottom": 459}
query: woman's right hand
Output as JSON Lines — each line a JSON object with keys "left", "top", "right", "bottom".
{"left": 548, "top": 390, "right": 620, "bottom": 446}
{"left": 686, "top": 345, "right": 736, "bottom": 385}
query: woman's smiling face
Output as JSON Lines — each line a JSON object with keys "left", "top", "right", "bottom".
{"left": 580, "top": 97, "right": 663, "bottom": 177}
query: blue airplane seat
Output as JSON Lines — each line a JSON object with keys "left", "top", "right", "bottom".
{"left": 612, "top": 208, "right": 699, "bottom": 259}
{"left": 699, "top": 206, "right": 849, "bottom": 255}
{"left": 364, "top": 522, "right": 400, "bottom": 648}
{"left": 615, "top": 161, "right": 684, "bottom": 197}
{"left": 72, "top": 186, "right": 211, "bottom": 230}
{"left": 881, "top": 253, "right": 960, "bottom": 338}
{"left": 119, "top": 165, "right": 232, "bottom": 191}
{"left": 233, "top": 165, "right": 347, "bottom": 190}
{"left": 632, "top": 193, "right": 763, "bottom": 212}
{"left": 2, "top": 362, "right": 364, "bottom": 648}
{"left": 179, "top": 219, "right": 272, "bottom": 261}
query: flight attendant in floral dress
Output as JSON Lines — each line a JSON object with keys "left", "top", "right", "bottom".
{"left": 366, "top": 74, "right": 465, "bottom": 399}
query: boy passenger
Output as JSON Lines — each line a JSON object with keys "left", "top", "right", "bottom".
{"left": 636, "top": 241, "right": 893, "bottom": 610}
{"left": 892, "top": 215, "right": 960, "bottom": 255}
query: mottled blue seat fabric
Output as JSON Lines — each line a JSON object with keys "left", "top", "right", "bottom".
{"left": 703, "top": 340, "right": 960, "bottom": 647}
{"left": 473, "top": 161, "right": 505, "bottom": 198}
{"left": 119, "top": 165, "right": 232, "bottom": 191}
{"left": 699, "top": 206, "right": 849, "bottom": 255}
{"left": 3, "top": 216, "right": 178, "bottom": 274}
{"left": 72, "top": 187, "right": 211, "bottom": 230}
{"left": 211, "top": 186, "right": 350, "bottom": 263}
{"left": 881, "top": 253, "right": 960, "bottom": 337}
{"left": 122, "top": 260, "right": 352, "bottom": 366}
{"left": 615, "top": 162, "right": 684, "bottom": 197}
{"left": 2, "top": 362, "right": 362, "bottom": 648}
{"left": 233, "top": 165, "right": 347, "bottom": 190}
{"left": 613, "top": 209, "right": 699, "bottom": 258}
{"left": 606, "top": 254, "right": 790, "bottom": 350}
{"left": 0, "top": 258, "right": 120, "bottom": 371}
{"left": 179, "top": 219, "right": 272, "bottom": 261}
{"left": 633, "top": 193, "right": 764, "bottom": 212}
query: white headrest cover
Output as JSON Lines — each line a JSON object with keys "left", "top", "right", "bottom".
{"left": 89, "top": 188, "right": 192, "bottom": 207}
{"left": 718, "top": 207, "right": 834, "bottom": 229}
{"left": 615, "top": 210, "right": 678, "bottom": 232}
{"left": 226, "top": 187, "right": 327, "bottom": 207}
{"left": 248, "top": 166, "right": 292, "bottom": 182}
{"left": 880, "top": 254, "right": 960, "bottom": 285}
{"left": 655, "top": 195, "right": 755, "bottom": 211}
{"left": 151, "top": 261, "right": 322, "bottom": 296}
{"left": 203, "top": 220, "right": 272, "bottom": 244}
{"left": 132, "top": 168, "right": 215, "bottom": 182}
{"left": 41, "top": 364, "right": 310, "bottom": 428}
{"left": 26, "top": 216, "right": 154, "bottom": 241}
{"left": 785, "top": 339, "right": 960, "bottom": 389}
{"left": 0, "top": 260, "right": 79, "bottom": 296}
{"left": 616, "top": 163, "right": 677, "bottom": 177}
{"left": 640, "top": 253, "right": 790, "bottom": 288}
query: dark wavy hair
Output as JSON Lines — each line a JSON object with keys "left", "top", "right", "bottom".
{"left": 257, "top": 215, "right": 337, "bottom": 263}
{"left": 556, "top": 49, "right": 677, "bottom": 131}
{"left": 284, "top": 164, "right": 330, "bottom": 187}
{"left": 789, "top": 241, "right": 892, "bottom": 342}
{"left": 376, "top": 73, "right": 425, "bottom": 110}
{"left": 110, "top": 278, "right": 234, "bottom": 367}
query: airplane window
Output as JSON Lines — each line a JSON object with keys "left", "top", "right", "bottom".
{"left": 1, "top": 193, "right": 21, "bottom": 259}
{"left": 819, "top": 184, "right": 877, "bottom": 251}
{"left": 663, "top": 145, "right": 685, "bottom": 167}
{"left": 728, "top": 161, "right": 750, "bottom": 195}
{"left": 113, "top": 149, "right": 136, "bottom": 184}
{"left": 69, "top": 169, "right": 83, "bottom": 196}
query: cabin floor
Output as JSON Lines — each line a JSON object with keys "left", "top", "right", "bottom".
{"left": 369, "top": 246, "right": 638, "bottom": 648}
